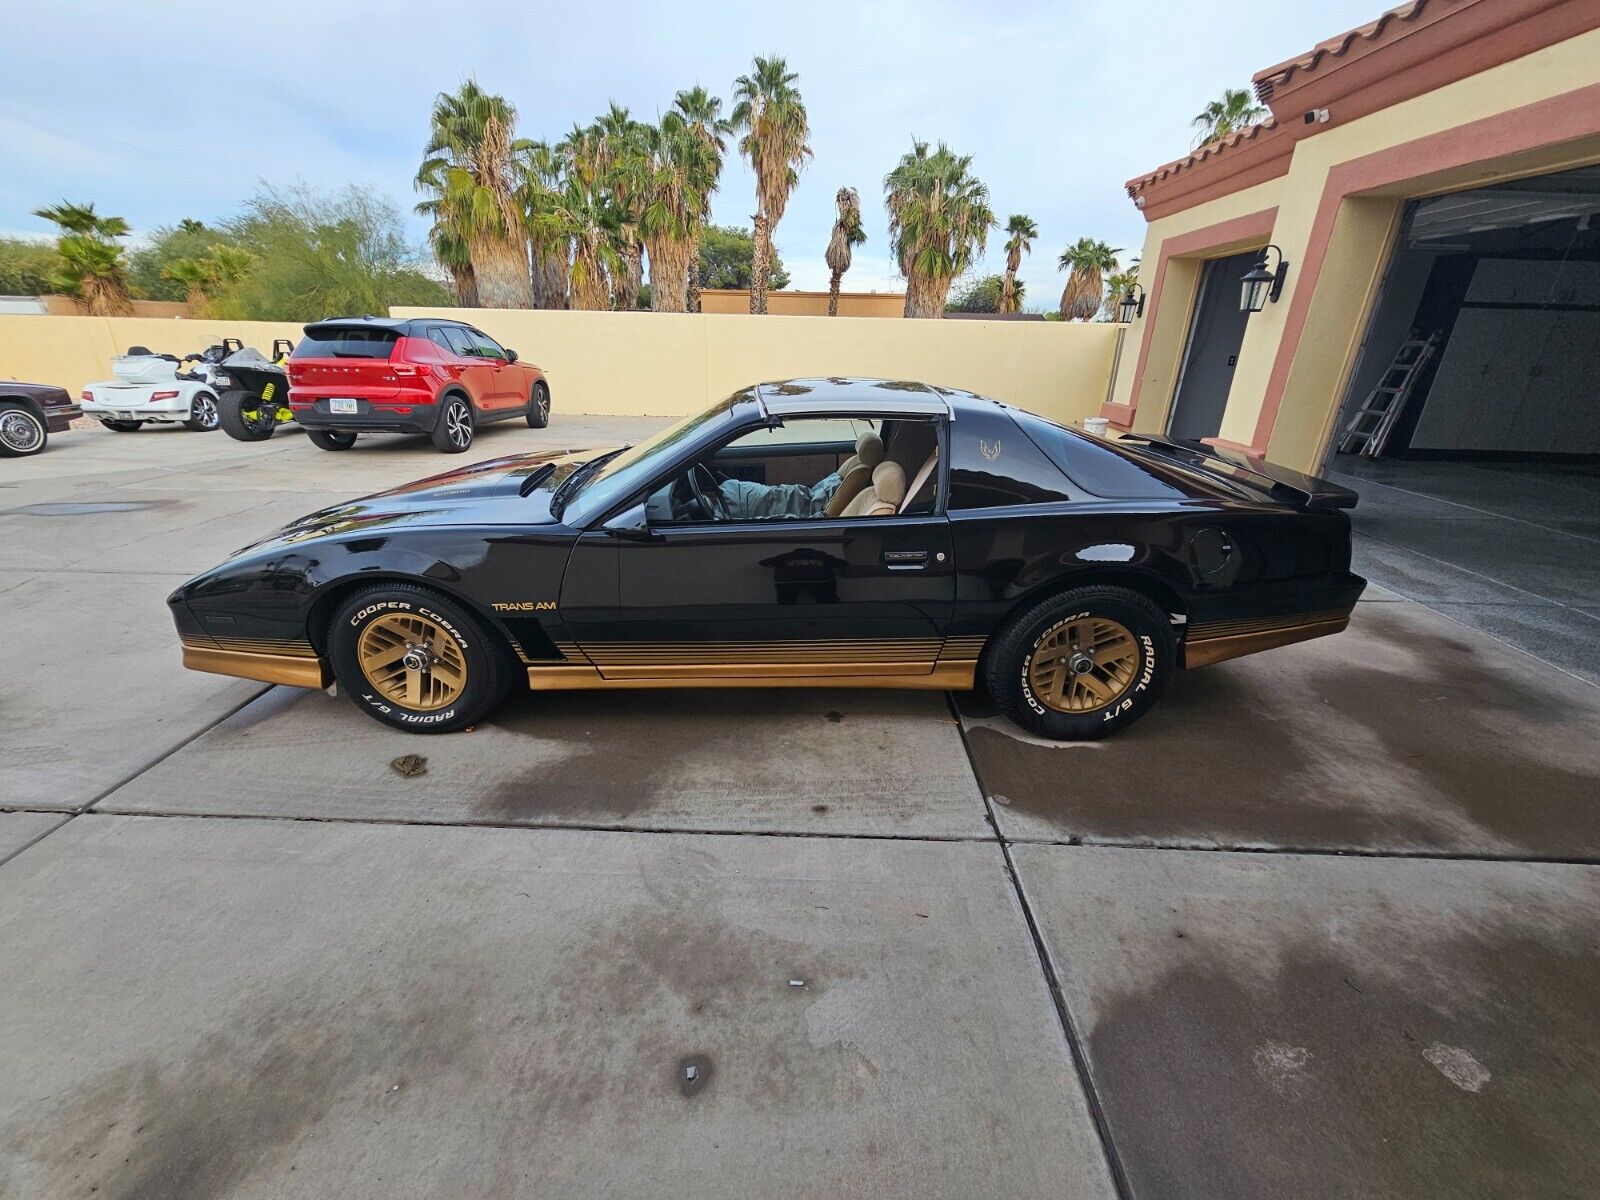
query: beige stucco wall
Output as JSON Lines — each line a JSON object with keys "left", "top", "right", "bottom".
{"left": 391, "top": 308, "right": 1121, "bottom": 423}
{"left": 1113, "top": 24, "right": 1600, "bottom": 471}
{"left": 698, "top": 289, "right": 906, "bottom": 317}
{"left": 0, "top": 316, "right": 305, "bottom": 400}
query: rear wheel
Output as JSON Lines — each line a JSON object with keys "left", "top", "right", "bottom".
{"left": 219, "top": 390, "right": 277, "bottom": 441}
{"left": 984, "top": 586, "right": 1175, "bottom": 740}
{"left": 432, "top": 395, "right": 474, "bottom": 453}
{"left": 328, "top": 584, "right": 512, "bottom": 733}
{"left": 0, "top": 403, "right": 47, "bottom": 457}
{"left": 526, "top": 380, "right": 550, "bottom": 428}
{"left": 307, "top": 429, "right": 357, "bottom": 451}
{"left": 184, "top": 391, "right": 220, "bottom": 432}
{"left": 101, "top": 420, "right": 145, "bottom": 432}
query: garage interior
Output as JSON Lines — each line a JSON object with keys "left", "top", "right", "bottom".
{"left": 1325, "top": 164, "right": 1600, "bottom": 684}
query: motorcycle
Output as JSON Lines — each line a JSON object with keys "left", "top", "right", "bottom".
{"left": 216, "top": 339, "right": 297, "bottom": 442}
{"left": 79, "top": 340, "right": 237, "bottom": 432}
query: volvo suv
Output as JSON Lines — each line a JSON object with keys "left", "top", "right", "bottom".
{"left": 287, "top": 317, "right": 551, "bottom": 453}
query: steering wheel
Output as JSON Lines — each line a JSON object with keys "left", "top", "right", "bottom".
{"left": 684, "top": 463, "right": 730, "bottom": 522}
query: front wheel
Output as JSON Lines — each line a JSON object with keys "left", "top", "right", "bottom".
{"left": 184, "top": 392, "right": 220, "bottom": 432}
{"left": 526, "top": 380, "right": 550, "bottom": 428}
{"left": 219, "top": 390, "right": 277, "bottom": 441}
{"left": 101, "top": 420, "right": 145, "bottom": 432}
{"left": 307, "top": 429, "right": 357, "bottom": 451}
{"left": 432, "top": 395, "right": 474, "bottom": 453}
{"left": 984, "top": 586, "right": 1175, "bottom": 740}
{"left": 0, "top": 403, "right": 48, "bottom": 457}
{"left": 328, "top": 584, "right": 513, "bottom": 733}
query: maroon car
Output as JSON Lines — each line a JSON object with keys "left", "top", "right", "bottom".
{"left": 0, "top": 381, "right": 80, "bottom": 458}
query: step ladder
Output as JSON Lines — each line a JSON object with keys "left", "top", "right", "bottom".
{"left": 1338, "top": 332, "right": 1440, "bottom": 457}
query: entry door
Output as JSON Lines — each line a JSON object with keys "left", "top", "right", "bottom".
{"left": 567, "top": 516, "right": 956, "bottom": 679}
{"left": 1168, "top": 249, "right": 1258, "bottom": 441}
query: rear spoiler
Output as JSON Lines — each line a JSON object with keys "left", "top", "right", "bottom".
{"left": 1117, "top": 434, "right": 1358, "bottom": 510}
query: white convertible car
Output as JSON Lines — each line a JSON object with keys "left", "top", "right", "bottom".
{"left": 80, "top": 346, "right": 224, "bottom": 433}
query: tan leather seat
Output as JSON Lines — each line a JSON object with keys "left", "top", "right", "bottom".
{"left": 825, "top": 431, "right": 884, "bottom": 518}
{"left": 840, "top": 461, "right": 906, "bottom": 518}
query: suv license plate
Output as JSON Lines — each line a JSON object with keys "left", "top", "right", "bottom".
{"left": 328, "top": 398, "right": 358, "bottom": 415}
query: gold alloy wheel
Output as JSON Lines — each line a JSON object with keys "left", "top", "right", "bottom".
{"left": 357, "top": 612, "right": 468, "bottom": 711}
{"left": 1027, "top": 616, "right": 1139, "bottom": 714}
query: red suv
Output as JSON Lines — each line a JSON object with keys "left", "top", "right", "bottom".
{"left": 287, "top": 317, "right": 550, "bottom": 453}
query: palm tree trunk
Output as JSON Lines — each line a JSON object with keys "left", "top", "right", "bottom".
{"left": 750, "top": 213, "right": 771, "bottom": 314}
{"left": 903, "top": 274, "right": 949, "bottom": 319}
{"left": 532, "top": 241, "right": 569, "bottom": 310}
{"left": 646, "top": 236, "right": 692, "bottom": 313}
{"left": 471, "top": 233, "right": 533, "bottom": 308}
{"left": 687, "top": 230, "right": 703, "bottom": 313}
{"left": 828, "top": 270, "right": 842, "bottom": 317}
{"left": 999, "top": 271, "right": 1016, "bottom": 314}
{"left": 570, "top": 247, "right": 610, "bottom": 311}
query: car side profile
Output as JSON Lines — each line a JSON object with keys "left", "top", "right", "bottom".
{"left": 287, "top": 316, "right": 550, "bottom": 453}
{"left": 0, "top": 380, "right": 80, "bottom": 458}
{"left": 169, "top": 377, "right": 1365, "bottom": 740}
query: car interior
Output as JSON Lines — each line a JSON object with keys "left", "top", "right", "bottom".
{"left": 647, "top": 416, "right": 941, "bottom": 524}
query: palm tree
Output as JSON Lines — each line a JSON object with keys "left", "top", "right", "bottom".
{"left": 1058, "top": 237, "right": 1121, "bottom": 321}
{"left": 163, "top": 258, "right": 213, "bottom": 308}
{"left": 32, "top": 201, "right": 133, "bottom": 315}
{"left": 1191, "top": 88, "right": 1267, "bottom": 147}
{"left": 415, "top": 159, "right": 478, "bottom": 306}
{"left": 534, "top": 178, "right": 619, "bottom": 311}
{"left": 1102, "top": 262, "right": 1141, "bottom": 321}
{"left": 824, "top": 187, "right": 865, "bottom": 317}
{"left": 592, "top": 103, "right": 647, "bottom": 309}
{"left": 883, "top": 142, "right": 995, "bottom": 319}
{"left": 630, "top": 114, "right": 720, "bottom": 312}
{"left": 162, "top": 244, "right": 256, "bottom": 311}
{"left": 1000, "top": 214, "right": 1037, "bottom": 315}
{"left": 517, "top": 140, "right": 571, "bottom": 310}
{"left": 672, "top": 86, "right": 731, "bottom": 312}
{"left": 730, "top": 56, "right": 812, "bottom": 315}
{"left": 417, "top": 81, "right": 533, "bottom": 308}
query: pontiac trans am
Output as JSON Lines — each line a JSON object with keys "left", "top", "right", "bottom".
{"left": 168, "top": 377, "right": 1365, "bottom": 739}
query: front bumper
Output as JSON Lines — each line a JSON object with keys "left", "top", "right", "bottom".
{"left": 293, "top": 397, "right": 442, "bottom": 435}
{"left": 45, "top": 403, "right": 81, "bottom": 432}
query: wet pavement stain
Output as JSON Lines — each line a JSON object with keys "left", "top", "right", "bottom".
{"left": 960, "top": 606, "right": 1600, "bottom": 856}
{"left": 1082, "top": 919, "right": 1600, "bottom": 1199}
{"left": 3, "top": 982, "right": 483, "bottom": 1200}
{"left": 3, "top": 501, "right": 165, "bottom": 517}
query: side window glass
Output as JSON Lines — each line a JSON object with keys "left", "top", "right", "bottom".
{"left": 442, "top": 327, "right": 476, "bottom": 357}
{"left": 470, "top": 329, "right": 507, "bottom": 360}
{"left": 426, "top": 328, "right": 453, "bottom": 353}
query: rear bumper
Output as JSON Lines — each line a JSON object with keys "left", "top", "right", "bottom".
{"left": 293, "top": 397, "right": 442, "bottom": 435}
{"left": 82, "top": 393, "right": 191, "bottom": 419}
{"left": 1182, "top": 572, "right": 1365, "bottom": 668}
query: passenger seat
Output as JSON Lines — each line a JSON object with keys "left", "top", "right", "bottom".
{"left": 826, "top": 431, "right": 884, "bottom": 517}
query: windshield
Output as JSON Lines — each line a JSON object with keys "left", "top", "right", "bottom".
{"left": 562, "top": 397, "right": 736, "bottom": 523}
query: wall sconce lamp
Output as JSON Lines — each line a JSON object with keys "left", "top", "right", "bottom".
{"left": 1240, "top": 245, "right": 1289, "bottom": 313}
{"left": 1117, "top": 282, "right": 1146, "bottom": 323}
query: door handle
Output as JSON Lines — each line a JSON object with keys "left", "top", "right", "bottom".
{"left": 882, "top": 549, "right": 929, "bottom": 570}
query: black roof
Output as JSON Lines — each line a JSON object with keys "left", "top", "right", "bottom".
{"left": 751, "top": 377, "right": 974, "bottom": 418}
{"left": 303, "top": 315, "right": 474, "bottom": 334}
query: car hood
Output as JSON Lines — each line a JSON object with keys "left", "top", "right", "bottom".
{"left": 3, "top": 380, "right": 72, "bottom": 405}
{"left": 245, "top": 446, "right": 614, "bottom": 551}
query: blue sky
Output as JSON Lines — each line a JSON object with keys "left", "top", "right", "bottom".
{"left": 2, "top": 0, "right": 1383, "bottom": 305}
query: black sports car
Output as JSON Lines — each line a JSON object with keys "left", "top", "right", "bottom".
{"left": 169, "top": 377, "right": 1364, "bottom": 739}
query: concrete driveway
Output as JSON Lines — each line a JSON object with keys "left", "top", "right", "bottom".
{"left": 2, "top": 419, "right": 1596, "bottom": 1199}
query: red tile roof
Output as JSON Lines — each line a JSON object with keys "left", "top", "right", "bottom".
{"left": 1253, "top": 0, "right": 1446, "bottom": 102}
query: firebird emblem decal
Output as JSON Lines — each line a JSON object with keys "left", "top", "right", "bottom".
{"left": 979, "top": 438, "right": 1001, "bottom": 462}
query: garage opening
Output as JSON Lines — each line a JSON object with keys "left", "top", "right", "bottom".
{"left": 1168, "top": 249, "right": 1260, "bottom": 441}
{"left": 1326, "top": 163, "right": 1600, "bottom": 682}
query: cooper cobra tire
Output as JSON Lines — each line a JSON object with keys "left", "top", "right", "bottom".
{"left": 219, "top": 389, "right": 276, "bottom": 441}
{"left": 307, "top": 429, "right": 357, "bottom": 451}
{"left": 329, "top": 584, "right": 512, "bottom": 734}
{"left": 984, "top": 585, "right": 1174, "bottom": 741}
{"left": 431, "top": 394, "right": 474, "bottom": 453}
{"left": 101, "top": 420, "right": 145, "bottom": 432}
{"left": 0, "top": 402, "right": 48, "bottom": 457}
{"left": 183, "top": 391, "right": 220, "bottom": 432}
{"left": 526, "top": 380, "right": 550, "bottom": 429}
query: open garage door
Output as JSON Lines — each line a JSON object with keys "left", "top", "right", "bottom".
{"left": 1327, "top": 163, "right": 1600, "bottom": 684}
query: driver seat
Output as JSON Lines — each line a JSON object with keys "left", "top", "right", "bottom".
{"left": 840, "top": 461, "right": 906, "bottom": 518}
{"left": 825, "top": 431, "right": 885, "bottom": 517}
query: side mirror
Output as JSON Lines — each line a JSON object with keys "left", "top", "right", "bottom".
{"left": 602, "top": 502, "right": 653, "bottom": 541}
{"left": 505, "top": 348, "right": 519, "bottom": 363}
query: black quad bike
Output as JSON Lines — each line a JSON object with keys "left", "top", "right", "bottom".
{"left": 217, "top": 339, "right": 296, "bottom": 442}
